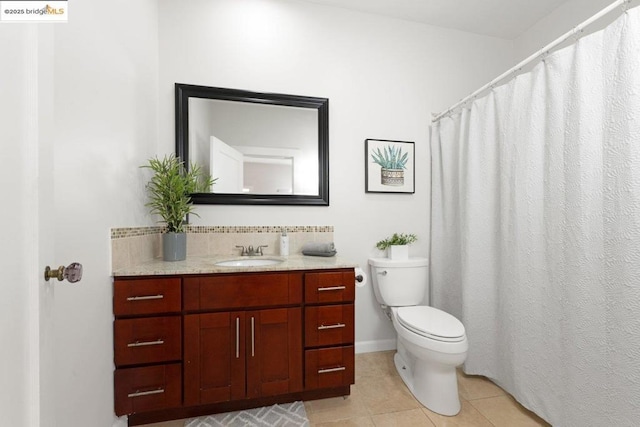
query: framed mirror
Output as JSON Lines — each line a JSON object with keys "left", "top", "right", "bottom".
{"left": 175, "top": 83, "right": 329, "bottom": 205}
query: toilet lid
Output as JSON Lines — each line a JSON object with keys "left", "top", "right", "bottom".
{"left": 396, "top": 306, "right": 466, "bottom": 342}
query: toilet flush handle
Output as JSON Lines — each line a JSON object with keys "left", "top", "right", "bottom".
{"left": 377, "top": 270, "right": 388, "bottom": 276}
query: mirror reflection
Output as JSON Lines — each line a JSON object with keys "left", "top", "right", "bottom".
{"left": 189, "top": 98, "right": 318, "bottom": 195}
{"left": 175, "top": 84, "right": 329, "bottom": 206}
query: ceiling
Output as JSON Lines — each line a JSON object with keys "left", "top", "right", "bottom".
{"left": 298, "top": 0, "right": 572, "bottom": 39}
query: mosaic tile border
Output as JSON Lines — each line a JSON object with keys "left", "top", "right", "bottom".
{"left": 110, "top": 226, "right": 164, "bottom": 239}
{"left": 111, "top": 225, "right": 334, "bottom": 239}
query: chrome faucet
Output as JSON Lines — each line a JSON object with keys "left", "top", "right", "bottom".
{"left": 235, "top": 245, "right": 268, "bottom": 256}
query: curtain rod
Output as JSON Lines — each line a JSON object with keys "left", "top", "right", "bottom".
{"left": 431, "top": 0, "right": 633, "bottom": 123}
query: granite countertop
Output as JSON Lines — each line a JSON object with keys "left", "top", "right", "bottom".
{"left": 113, "top": 254, "right": 358, "bottom": 277}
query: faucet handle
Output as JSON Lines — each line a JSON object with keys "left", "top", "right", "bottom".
{"left": 257, "top": 245, "right": 268, "bottom": 256}
{"left": 235, "top": 245, "right": 247, "bottom": 256}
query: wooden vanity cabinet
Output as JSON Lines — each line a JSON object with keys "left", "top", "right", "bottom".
{"left": 113, "top": 268, "right": 354, "bottom": 426}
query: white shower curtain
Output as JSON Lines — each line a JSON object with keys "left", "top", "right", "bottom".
{"left": 430, "top": 7, "right": 640, "bottom": 427}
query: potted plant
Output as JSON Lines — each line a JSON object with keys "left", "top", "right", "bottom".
{"left": 142, "top": 154, "right": 214, "bottom": 261}
{"left": 371, "top": 145, "right": 409, "bottom": 186}
{"left": 376, "top": 233, "right": 417, "bottom": 260}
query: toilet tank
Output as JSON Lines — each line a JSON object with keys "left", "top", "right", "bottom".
{"left": 368, "top": 257, "right": 429, "bottom": 306}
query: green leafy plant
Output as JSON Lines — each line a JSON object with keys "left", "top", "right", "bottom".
{"left": 371, "top": 145, "right": 409, "bottom": 170}
{"left": 376, "top": 233, "right": 418, "bottom": 250}
{"left": 141, "top": 154, "right": 215, "bottom": 233}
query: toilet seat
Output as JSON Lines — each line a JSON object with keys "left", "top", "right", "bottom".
{"left": 396, "top": 306, "right": 465, "bottom": 343}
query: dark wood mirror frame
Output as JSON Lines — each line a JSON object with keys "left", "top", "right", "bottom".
{"left": 175, "top": 83, "right": 329, "bottom": 206}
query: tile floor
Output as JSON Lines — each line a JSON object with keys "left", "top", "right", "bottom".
{"left": 143, "top": 351, "right": 550, "bottom": 427}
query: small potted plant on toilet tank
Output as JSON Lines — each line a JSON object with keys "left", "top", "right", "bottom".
{"left": 142, "top": 154, "right": 214, "bottom": 261}
{"left": 376, "top": 233, "right": 417, "bottom": 260}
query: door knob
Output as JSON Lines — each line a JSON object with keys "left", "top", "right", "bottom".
{"left": 44, "top": 262, "right": 83, "bottom": 283}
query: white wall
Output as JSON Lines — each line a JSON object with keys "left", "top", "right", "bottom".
{"left": 50, "top": 0, "right": 159, "bottom": 426}
{"left": 514, "top": 0, "right": 615, "bottom": 60}
{"left": 158, "top": 0, "right": 516, "bottom": 352}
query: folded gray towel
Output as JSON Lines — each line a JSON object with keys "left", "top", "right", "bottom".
{"left": 302, "top": 250, "right": 337, "bottom": 257}
{"left": 301, "top": 242, "right": 335, "bottom": 253}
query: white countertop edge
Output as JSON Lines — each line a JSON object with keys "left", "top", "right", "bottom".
{"left": 112, "top": 254, "right": 358, "bottom": 277}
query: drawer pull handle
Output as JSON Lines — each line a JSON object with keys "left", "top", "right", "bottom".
{"left": 251, "top": 317, "right": 255, "bottom": 357}
{"left": 126, "top": 294, "right": 164, "bottom": 301}
{"left": 235, "top": 317, "right": 240, "bottom": 359}
{"left": 128, "top": 388, "right": 164, "bottom": 398}
{"left": 317, "top": 286, "right": 346, "bottom": 292}
{"left": 318, "top": 366, "right": 346, "bottom": 374}
{"left": 127, "top": 339, "right": 164, "bottom": 348}
{"left": 318, "top": 323, "right": 346, "bottom": 330}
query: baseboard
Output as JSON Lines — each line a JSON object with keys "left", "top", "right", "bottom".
{"left": 354, "top": 339, "right": 396, "bottom": 354}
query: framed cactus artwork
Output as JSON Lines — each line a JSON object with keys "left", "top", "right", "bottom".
{"left": 365, "top": 139, "right": 415, "bottom": 193}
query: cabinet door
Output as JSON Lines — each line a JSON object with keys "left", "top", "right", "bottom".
{"left": 184, "top": 312, "right": 246, "bottom": 405}
{"left": 246, "top": 308, "right": 303, "bottom": 399}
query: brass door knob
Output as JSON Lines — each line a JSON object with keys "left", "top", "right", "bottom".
{"left": 44, "top": 262, "right": 83, "bottom": 283}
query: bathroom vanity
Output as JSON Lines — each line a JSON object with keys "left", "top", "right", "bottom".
{"left": 112, "top": 256, "right": 355, "bottom": 425}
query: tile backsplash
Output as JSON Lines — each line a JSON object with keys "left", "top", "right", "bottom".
{"left": 111, "top": 225, "right": 334, "bottom": 272}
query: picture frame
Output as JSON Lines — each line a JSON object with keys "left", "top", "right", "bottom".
{"left": 365, "top": 139, "right": 415, "bottom": 193}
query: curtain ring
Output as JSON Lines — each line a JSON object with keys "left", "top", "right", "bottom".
{"left": 572, "top": 27, "right": 582, "bottom": 42}
{"left": 623, "top": 0, "right": 630, "bottom": 14}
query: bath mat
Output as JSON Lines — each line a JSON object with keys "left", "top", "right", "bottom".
{"left": 184, "top": 401, "right": 309, "bottom": 427}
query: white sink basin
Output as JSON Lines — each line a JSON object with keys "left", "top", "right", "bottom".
{"left": 214, "top": 258, "right": 284, "bottom": 267}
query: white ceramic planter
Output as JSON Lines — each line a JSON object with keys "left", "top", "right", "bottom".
{"left": 388, "top": 244, "right": 409, "bottom": 260}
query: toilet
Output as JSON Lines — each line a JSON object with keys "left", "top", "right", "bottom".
{"left": 368, "top": 257, "right": 468, "bottom": 416}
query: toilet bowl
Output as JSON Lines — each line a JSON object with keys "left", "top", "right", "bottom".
{"left": 368, "top": 257, "right": 468, "bottom": 416}
{"left": 391, "top": 306, "right": 468, "bottom": 416}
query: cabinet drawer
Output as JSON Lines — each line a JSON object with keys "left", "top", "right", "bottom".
{"left": 305, "top": 304, "right": 354, "bottom": 347}
{"left": 114, "top": 278, "right": 181, "bottom": 316}
{"left": 114, "top": 363, "right": 181, "bottom": 416}
{"left": 184, "top": 273, "right": 302, "bottom": 311}
{"left": 305, "top": 270, "right": 355, "bottom": 304}
{"left": 114, "top": 316, "right": 181, "bottom": 367}
{"left": 305, "top": 346, "right": 354, "bottom": 390}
